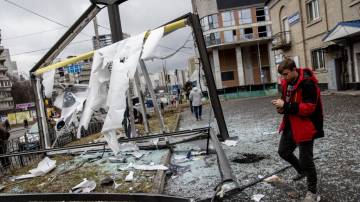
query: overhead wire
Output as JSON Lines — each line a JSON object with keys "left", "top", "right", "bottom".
{"left": 11, "top": 39, "right": 92, "bottom": 56}
{"left": 3, "top": 0, "right": 92, "bottom": 37}
{"left": 4, "top": 0, "right": 67, "bottom": 27}
{"left": 151, "top": 33, "right": 194, "bottom": 60}
{"left": 2, "top": 27, "right": 66, "bottom": 41}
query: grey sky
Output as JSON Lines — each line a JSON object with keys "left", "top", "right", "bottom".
{"left": 0, "top": 0, "right": 194, "bottom": 76}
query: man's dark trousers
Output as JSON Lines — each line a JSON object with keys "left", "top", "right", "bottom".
{"left": 278, "top": 129, "right": 317, "bottom": 193}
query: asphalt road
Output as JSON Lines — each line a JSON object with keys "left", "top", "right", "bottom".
{"left": 9, "top": 127, "right": 27, "bottom": 140}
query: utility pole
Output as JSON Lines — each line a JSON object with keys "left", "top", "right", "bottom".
{"left": 92, "top": 16, "right": 100, "bottom": 49}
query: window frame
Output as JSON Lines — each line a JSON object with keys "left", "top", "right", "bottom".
{"left": 256, "top": 7, "right": 266, "bottom": 22}
{"left": 222, "top": 11, "right": 235, "bottom": 27}
{"left": 311, "top": 48, "right": 326, "bottom": 71}
{"left": 239, "top": 8, "right": 252, "bottom": 24}
{"left": 221, "top": 70, "right": 235, "bottom": 81}
{"left": 306, "top": 0, "right": 320, "bottom": 23}
{"left": 223, "top": 30, "right": 235, "bottom": 43}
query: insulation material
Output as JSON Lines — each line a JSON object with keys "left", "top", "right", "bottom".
{"left": 42, "top": 70, "right": 55, "bottom": 98}
{"left": 141, "top": 27, "right": 164, "bottom": 61}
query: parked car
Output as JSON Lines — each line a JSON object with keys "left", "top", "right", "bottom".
{"left": 19, "top": 123, "right": 40, "bottom": 151}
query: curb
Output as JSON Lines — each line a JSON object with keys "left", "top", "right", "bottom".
{"left": 151, "top": 149, "right": 171, "bottom": 193}
{"left": 174, "top": 113, "right": 181, "bottom": 132}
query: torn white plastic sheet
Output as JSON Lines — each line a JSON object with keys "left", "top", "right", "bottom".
{"left": 15, "top": 157, "right": 56, "bottom": 180}
{"left": 125, "top": 171, "right": 134, "bottom": 182}
{"left": 100, "top": 32, "right": 146, "bottom": 154}
{"left": 78, "top": 28, "right": 164, "bottom": 154}
{"left": 77, "top": 42, "right": 117, "bottom": 138}
{"left": 251, "top": 194, "right": 265, "bottom": 202}
{"left": 54, "top": 92, "right": 64, "bottom": 109}
{"left": 141, "top": 27, "right": 164, "bottom": 61}
{"left": 59, "top": 90, "right": 87, "bottom": 125}
{"left": 222, "top": 140, "right": 238, "bottom": 147}
{"left": 71, "top": 178, "right": 96, "bottom": 193}
{"left": 102, "top": 32, "right": 145, "bottom": 132}
{"left": 42, "top": 70, "right": 55, "bottom": 98}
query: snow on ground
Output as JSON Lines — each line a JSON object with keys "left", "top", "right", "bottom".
{"left": 164, "top": 94, "right": 360, "bottom": 202}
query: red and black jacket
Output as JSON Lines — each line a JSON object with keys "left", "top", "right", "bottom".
{"left": 279, "top": 68, "right": 324, "bottom": 144}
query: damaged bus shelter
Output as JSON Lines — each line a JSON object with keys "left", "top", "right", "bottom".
{"left": 0, "top": 1, "right": 242, "bottom": 201}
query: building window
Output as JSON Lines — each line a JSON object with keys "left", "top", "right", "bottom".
{"left": 208, "top": 14, "right": 219, "bottom": 29}
{"left": 221, "top": 71, "right": 234, "bottom": 81}
{"left": 222, "top": 11, "right": 234, "bottom": 27}
{"left": 256, "top": 7, "right": 266, "bottom": 22}
{"left": 241, "top": 28, "right": 253, "bottom": 40}
{"left": 224, "top": 30, "right": 235, "bottom": 43}
{"left": 205, "top": 32, "right": 221, "bottom": 46}
{"left": 311, "top": 49, "right": 325, "bottom": 70}
{"left": 306, "top": 0, "right": 320, "bottom": 22}
{"left": 201, "top": 17, "right": 209, "bottom": 31}
{"left": 239, "top": 9, "right": 252, "bottom": 24}
{"left": 258, "top": 26, "right": 268, "bottom": 38}
{"left": 201, "top": 14, "right": 219, "bottom": 31}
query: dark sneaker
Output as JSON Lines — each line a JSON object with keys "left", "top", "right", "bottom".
{"left": 292, "top": 173, "right": 305, "bottom": 181}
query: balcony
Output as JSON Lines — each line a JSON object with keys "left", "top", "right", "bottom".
{"left": 272, "top": 31, "right": 291, "bottom": 50}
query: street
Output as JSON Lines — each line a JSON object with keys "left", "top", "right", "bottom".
{"left": 165, "top": 94, "right": 360, "bottom": 201}
{"left": 9, "top": 128, "right": 27, "bottom": 140}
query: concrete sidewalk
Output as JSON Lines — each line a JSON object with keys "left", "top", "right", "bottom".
{"left": 322, "top": 90, "right": 360, "bottom": 96}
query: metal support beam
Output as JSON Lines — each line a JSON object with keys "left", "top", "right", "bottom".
{"left": 29, "top": 4, "right": 102, "bottom": 149}
{"left": 187, "top": 14, "right": 230, "bottom": 140}
{"left": 209, "top": 128, "right": 238, "bottom": 185}
{"left": 107, "top": 3, "right": 124, "bottom": 42}
{"left": 30, "top": 4, "right": 101, "bottom": 73}
{"left": 34, "top": 78, "right": 51, "bottom": 149}
{"left": 127, "top": 83, "right": 137, "bottom": 137}
{"left": 140, "top": 59, "right": 166, "bottom": 133}
{"left": 0, "top": 193, "right": 192, "bottom": 202}
{"left": 134, "top": 70, "right": 150, "bottom": 134}
{"left": 0, "top": 127, "right": 210, "bottom": 158}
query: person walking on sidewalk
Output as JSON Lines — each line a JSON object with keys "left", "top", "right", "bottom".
{"left": 271, "top": 58, "right": 324, "bottom": 202}
{"left": 189, "top": 86, "right": 203, "bottom": 121}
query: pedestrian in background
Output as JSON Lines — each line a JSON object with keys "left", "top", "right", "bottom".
{"left": 189, "top": 86, "right": 203, "bottom": 121}
{"left": 23, "top": 119, "right": 29, "bottom": 129}
{"left": 271, "top": 58, "right": 324, "bottom": 202}
{"left": 3, "top": 119, "right": 10, "bottom": 131}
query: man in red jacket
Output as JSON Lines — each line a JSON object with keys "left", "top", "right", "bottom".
{"left": 272, "top": 58, "right": 324, "bottom": 202}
